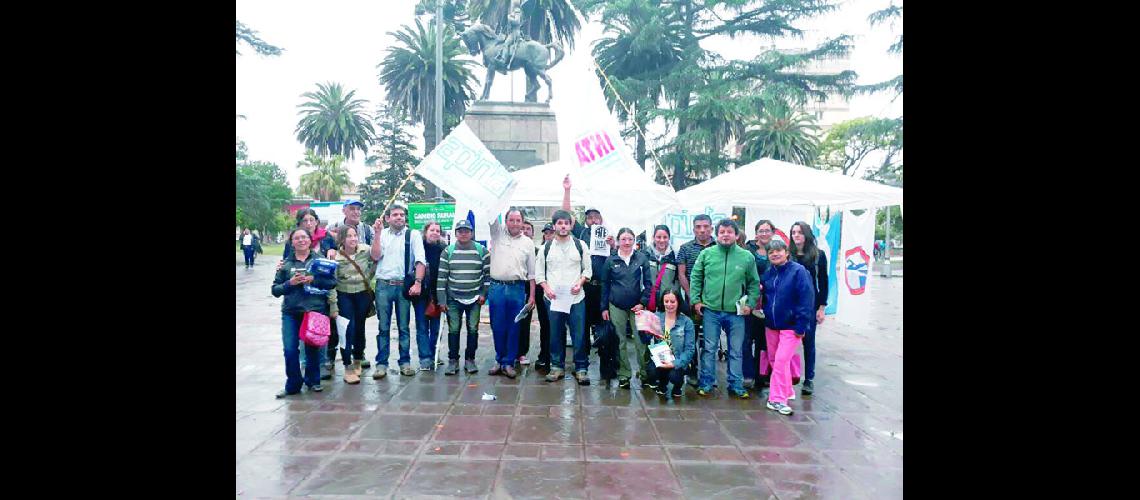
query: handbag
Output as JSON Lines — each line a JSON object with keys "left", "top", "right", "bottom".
{"left": 424, "top": 298, "right": 442, "bottom": 318}
{"left": 342, "top": 247, "right": 377, "bottom": 318}
{"left": 299, "top": 310, "right": 331, "bottom": 348}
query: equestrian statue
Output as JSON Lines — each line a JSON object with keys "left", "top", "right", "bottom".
{"left": 459, "top": 9, "right": 564, "bottom": 103}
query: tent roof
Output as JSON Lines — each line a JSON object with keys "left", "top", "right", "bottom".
{"left": 678, "top": 158, "right": 902, "bottom": 210}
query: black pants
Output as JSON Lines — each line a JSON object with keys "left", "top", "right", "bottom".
{"left": 584, "top": 281, "right": 603, "bottom": 332}
{"left": 335, "top": 290, "right": 371, "bottom": 365}
{"left": 535, "top": 290, "right": 552, "bottom": 365}
{"left": 644, "top": 357, "right": 687, "bottom": 393}
{"left": 742, "top": 314, "right": 767, "bottom": 380}
{"left": 519, "top": 284, "right": 533, "bottom": 359}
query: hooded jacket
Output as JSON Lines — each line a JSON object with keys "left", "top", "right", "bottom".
{"left": 760, "top": 260, "right": 815, "bottom": 335}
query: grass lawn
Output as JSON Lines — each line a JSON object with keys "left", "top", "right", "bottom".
{"left": 236, "top": 242, "right": 284, "bottom": 257}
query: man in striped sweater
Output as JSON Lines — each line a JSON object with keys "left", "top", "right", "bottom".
{"left": 437, "top": 219, "right": 491, "bottom": 375}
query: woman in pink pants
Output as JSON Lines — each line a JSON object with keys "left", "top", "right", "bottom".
{"left": 758, "top": 240, "right": 816, "bottom": 416}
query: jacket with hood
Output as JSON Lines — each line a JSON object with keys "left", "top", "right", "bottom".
{"left": 760, "top": 260, "right": 815, "bottom": 335}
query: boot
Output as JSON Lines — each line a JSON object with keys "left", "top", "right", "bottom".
{"left": 343, "top": 364, "right": 360, "bottom": 384}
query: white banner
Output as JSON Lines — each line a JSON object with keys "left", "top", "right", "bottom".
{"left": 835, "top": 208, "right": 876, "bottom": 330}
{"left": 415, "top": 122, "right": 518, "bottom": 223}
{"left": 656, "top": 203, "right": 732, "bottom": 253}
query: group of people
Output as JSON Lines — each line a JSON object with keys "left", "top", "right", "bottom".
{"left": 238, "top": 228, "right": 263, "bottom": 268}
{"left": 269, "top": 176, "right": 830, "bottom": 417}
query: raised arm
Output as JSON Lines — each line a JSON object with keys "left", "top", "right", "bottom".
{"left": 561, "top": 174, "right": 572, "bottom": 212}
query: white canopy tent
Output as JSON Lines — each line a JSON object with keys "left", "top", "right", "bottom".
{"left": 677, "top": 158, "right": 903, "bottom": 211}
{"left": 453, "top": 160, "right": 681, "bottom": 240}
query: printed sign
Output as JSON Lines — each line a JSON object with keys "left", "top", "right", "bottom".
{"left": 573, "top": 130, "right": 620, "bottom": 168}
{"left": 844, "top": 246, "right": 870, "bottom": 295}
{"left": 660, "top": 206, "right": 731, "bottom": 252}
{"left": 589, "top": 225, "right": 610, "bottom": 256}
{"left": 407, "top": 203, "right": 456, "bottom": 230}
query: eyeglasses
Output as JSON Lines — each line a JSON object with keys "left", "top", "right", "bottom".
{"left": 756, "top": 230, "right": 772, "bottom": 234}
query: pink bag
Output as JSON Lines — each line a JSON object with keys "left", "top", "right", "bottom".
{"left": 758, "top": 350, "right": 802, "bottom": 385}
{"left": 299, "top": 311, "right": 331, "bottom": 348}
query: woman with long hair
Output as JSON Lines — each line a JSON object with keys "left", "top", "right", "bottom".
{"left": 644, "top": 225, "right": 683, "bottom": 314}
{"left": 600, "top": 227, "right": 653, "bottom": 389}
{"left": 789, "top": 221, "right": 828, "bottom": 396}
{"left": 413, "top": 221, "right": 447, "bottom": 370}
{"left": 271, "top": 227, "right": 337, "bottom": 398}
{"left": 642, "top": 289, "right": 696, "bottom": 398}
{"left": 329, "top": 225, "right": 377, "bottom": 384}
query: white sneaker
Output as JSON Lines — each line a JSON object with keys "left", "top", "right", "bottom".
{"left": 519, "top": 355, "right": 530, "bottom": 365}
{"left": 766, "top": 400, "right": 794, "bottom": 415}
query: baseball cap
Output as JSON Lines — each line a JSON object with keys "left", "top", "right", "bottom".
{"left": 584, "top": 208, "right": 601, "bottom": 216}
{"left": 343, "top": 199, "right": 364, "bottom": 207}
{"left": 454, "top": 219, "right": 474, "bottom": 231}
{"left": 542, "top": 223, "right": 554, "bottom": 232}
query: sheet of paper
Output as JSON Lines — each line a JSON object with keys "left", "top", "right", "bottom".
{"left": 549, "top": 284, "right": 574, "bottom": 313}
{"left": 736, "top": 295, "right": 749, "bottom": 315}
{"left": 514, "top": 302, "right": 534, "bottom": 323}
{"left": 589, "top": 225, "right": 610, "bottom": 257}
{"left": 335, "top": 315, "right": 351, "bottom": 349}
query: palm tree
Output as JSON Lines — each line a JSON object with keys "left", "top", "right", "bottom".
{"left": 378, "top": 19, "right": 477, "bottom": 152}
{"left": 740, "top": 99, "right": 821, "bottom": 166}
{"left": 468, "top": 0, "right": 581, "bottom": 49}
{"left": 295, "top": 82, "right": 375, "bottom": 160}
{"left": 297, "top": 150, "right": 353, "bottom": 201}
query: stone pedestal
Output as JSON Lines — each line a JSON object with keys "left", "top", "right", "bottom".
{"left": 464, "top": 101, "right": 558, "bottom": 171}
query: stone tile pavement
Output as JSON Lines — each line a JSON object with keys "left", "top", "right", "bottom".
{"left": 237, "top": 254, "right": 903, "bottom": 498}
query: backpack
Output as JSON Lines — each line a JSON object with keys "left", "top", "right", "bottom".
{"left": 542, "top": 237, "right": 584, "bottom": 282}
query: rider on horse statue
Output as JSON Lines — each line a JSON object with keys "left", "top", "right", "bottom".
{"left": 494, "top": 0, "right": 523, "bottom": 68}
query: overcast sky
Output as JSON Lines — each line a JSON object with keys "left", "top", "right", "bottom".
{"left": 236, "top": 0, "right": 902, "bottom": 190}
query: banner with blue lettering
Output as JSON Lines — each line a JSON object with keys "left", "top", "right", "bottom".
{"left": 814, "top": 210, "right": 841, "bottom": 315}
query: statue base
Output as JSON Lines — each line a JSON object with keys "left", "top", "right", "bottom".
{"left": 465, "top": 101, "right": 558, "bottom": 171}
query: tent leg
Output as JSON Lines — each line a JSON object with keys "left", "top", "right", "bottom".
{"left": 881, "top": 205, "right": 892, "bottom": 278}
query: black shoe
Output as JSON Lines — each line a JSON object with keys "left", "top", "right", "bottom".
{"left": 671, "top": 387, "right": 684, "bottom": 398}
{"left": 802, "top": 379, "right": 814, "bottom": 395}
{"left": 654, "top": 386, "right": 667, "bottom": 396}
{"left": 618, "top": 378, "right": 631, "bottom": 389}
{"left": 361, "top": 359, "right": 371, "bottom": 369}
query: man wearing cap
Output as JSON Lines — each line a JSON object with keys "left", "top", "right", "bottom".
{"left": 437, "top": 219, "right": 491, "bottom": 375}
{"left": 372, "top": 204, "right": 427, "bottom": 378}
{"left": 560, "top": 176, "right": 615, "bottom": 345}
{"left": 485, "top": 209, "right": 536, "bottom": 379}
{"left": 320, "top": 199, "right": 374, "bottom": 372}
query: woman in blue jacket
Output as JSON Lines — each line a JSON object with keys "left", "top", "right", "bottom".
{"left": 642, "top": 289, "right": 696, "bottom": 399}
{"left": 271, "top": 227, "right": 338, "bottom": 398}
{"left": 760, "top": 240, "right": 816, "bottom": 416}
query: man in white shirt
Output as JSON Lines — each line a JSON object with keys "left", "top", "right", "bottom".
{"left": 486, "top": 209, "right": 536, "bottom": 379}
{"left": 371, "top": 204, "right": 427, "bottom": 378}
{"left": 536, "top": 210, "right": 593, "bottom": 385}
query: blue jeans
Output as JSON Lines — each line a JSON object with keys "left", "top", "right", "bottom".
{"left": 546, "top": 298, "right": 588, "bottom": 372}
{"left": 489, "top": 282, "right": 525, "bottom": 367}
{"left": 282, "top": 312, "right": 321, "bottom": 393}
{"left": 804, "top": 316, "right": 817, "bottom": 381}
{"left": 446, "top": 298, "right": 481, "bottom": 361}
{"left": 699, "top": 309, "right": 745, "bottom": 393}
{"left": 413, "top": 299, "right": 443, "bottom": 366}
{"left": 375, "top": 282, "right": 412, "bottom": 367}
{"left": 242, "top": 247, "right": 255, "bottom": 266}
{"left": 336, "top": 291, "right": 371, "bottom": 365}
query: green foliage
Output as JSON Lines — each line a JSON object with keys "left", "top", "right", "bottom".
{"left": 816, "top": 116, "right": 902, "bottom": 181}
{"left": 297, "top": 151, "right": 353, "bottom": 201}
{"left": 236, "top": 21, "right": 283, "bottom": 56}
{"left": 468, "top": 0, "right": 582, "bottom": 49}
{"left": 378, "top": 19, "right": 477, "bottom": 152}
{"left": 236, "top": 153, "right": 293, "bottom": 235}
{"left": 857, "top": 4, "right": 902, "bottom": 98}
{"left": 236, "top": 139, "right": 248, "bottom": 161}
{"left": 580, "top": 0, "right": 856, "bottom": 189}
{"left": 740, "top": 98, "right": 821, "bottom": 166}
{"left": 295, "top": 82, "right": 376, "bottom": 160}
{"left": 361, "top": 105, "right": 427, "bottom": 221}
{"left": 874, "top": 205, "right": 903, "bottom": 243}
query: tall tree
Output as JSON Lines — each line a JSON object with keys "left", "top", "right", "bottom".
{"left": 579, "top": 0, "right": 856, "bottom": 189}
{"left": 236, "top": 152, "right": 293, "bottom": 237}
{"left": 379, "top": 19, "right": 477, "bottom": 153}
{"left": 816, "top": 116, "right": 902, "bottom": 178}
{"left": 294, "top": 82, "right": 376, "bottom": 161}
{"left": 361, "top": 105, "right": 427, "bottom": 222}
{"left": 236, "top": 21, "right": 283, "bottom": 56}
{"left": 740, "top": 98, "right": 821, "bottom": 166}
{"left": 592, "top": 0, "right": 684, "bottom": 172}
{"left": 858, "top": 3, "right": 903, "bottom": 99}
{"left": 297, "top": 150, "right": 353, "bottom": 201}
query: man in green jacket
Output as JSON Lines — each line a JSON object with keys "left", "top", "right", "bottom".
{"left": 690, "top": 219, "right": 761, "bottom": 398}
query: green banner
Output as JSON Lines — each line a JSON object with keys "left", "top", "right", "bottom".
{"left": 407, "top": 203, "right": 456, "bottom": 230}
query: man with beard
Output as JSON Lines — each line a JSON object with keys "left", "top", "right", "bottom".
{"left": 559, "top": 175, "right": 614, "bottom": 345}
{"left": 689, "top": 219, "right": 761, "bottom": 399}
{"left": 536, "top": 210, "right": 593, "bottom": 385}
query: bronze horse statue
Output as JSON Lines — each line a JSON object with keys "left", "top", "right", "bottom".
{"left": 460, "top": 22, "right": 565, "bottom": 103}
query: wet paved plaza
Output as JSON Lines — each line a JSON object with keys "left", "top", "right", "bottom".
{"left": 237, "top": 255, "right": 903, "bottom": 498}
